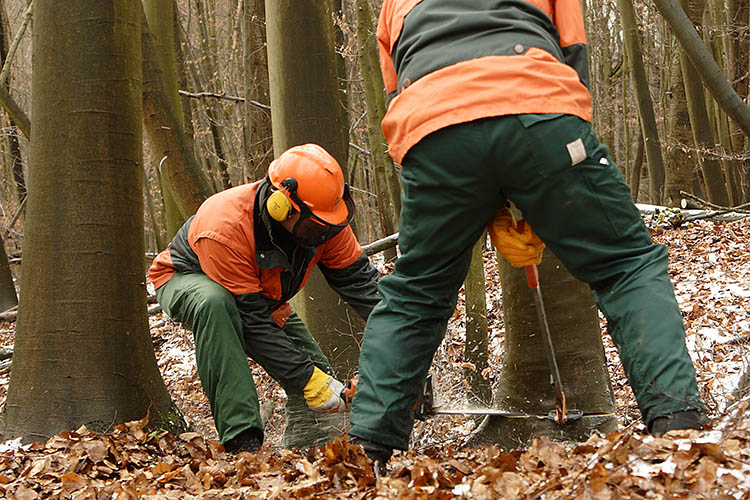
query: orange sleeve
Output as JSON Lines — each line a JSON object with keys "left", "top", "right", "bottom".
{"left": 553, "top": 0, "right": 587, "bottom": 47}
{"left": 318, "top": 226, "right": 363, "bottom": 270}
{"left": 192, "top": 237, "right": 262, "bottom": 295}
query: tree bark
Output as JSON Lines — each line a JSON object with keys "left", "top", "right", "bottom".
{"left": 619, "top": 0, "right": 666, "bottom": 203}
{"left": 675, "top": 0, "right": 730, "bottom": 205}
{"left": 468, "top": 251, "right": 618, "bottom": 449}
{"left": 141, "top": 6, "right": 215, "bottom": 224}
{"left": 242, "top": 0, "right": 273, "bottom": 181}
{"left": 266, "top": 0, "right": 362, "bottom": 379}
{"left": 464, "top": 236, "right": 491, "bottom": 405}
{"left": 3, "top": 0, "right": 184, "bottom": 442}
{"left": 664, "top": 48, "right": 696, "bottom": 206}
{"left": 355, "top": 0, "right": 397, "bottom": 261}
{"left": 652, "top": 0, "right": 750, "bottom": 139}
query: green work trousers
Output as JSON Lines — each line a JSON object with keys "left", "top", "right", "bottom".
{"left": 156, "top": 272, "right": 343, "bottom": 448}
{"left": 350, "top": 114, "right": 704, "bottom": 450}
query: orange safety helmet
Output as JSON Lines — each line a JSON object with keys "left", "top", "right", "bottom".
{"left": 267, "top": 144, "right": 351, "bottom": 225}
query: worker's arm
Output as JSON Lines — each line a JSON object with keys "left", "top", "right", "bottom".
{"left": 553, "top": 0, "right": 590, "bottom": 88}
{"left": 193, "top": 237, "right": 345, "bottom": 411}
{"left": 318, "top": 227, "right": 381, "bottom": 320}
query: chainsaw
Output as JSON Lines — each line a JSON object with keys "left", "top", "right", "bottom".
{"left": 342, "top": 231, "right": 582, "bottom": 423}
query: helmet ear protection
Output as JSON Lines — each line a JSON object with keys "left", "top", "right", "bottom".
{"left": 266, "top": 178, "right": 298, "bottom": 221}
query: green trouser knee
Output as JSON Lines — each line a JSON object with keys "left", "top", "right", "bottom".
{"left": 350, "top": 114, "right": 704, "bottom": 450}
{"left": 156, "top": 273, "right": 341, "bottom": 448}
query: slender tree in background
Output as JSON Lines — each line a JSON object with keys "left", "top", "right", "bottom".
{"left": 728, "top": 0, "right": 749, "bottom": 202}
{"left": 653, "top": 0, "right": 750, "bottom": 138}
{"left": 470, "top": 251, "right": 618, "bottom": 449}
{"left": 0, "top": 238, "right": 15, "bottom": 312}
{"left": 143, "top": 0, "right": 189, "bottom": 240}
{"left": 355, "top": 0, "right": 397, "bottom": 260}
{"left": 665, "top": 45, "right": 698, "bottom": 205}
{"left": 265, "top": 0, "right": 363, "bottom": 379}
{"left": 242, "top": 0, "right": 273, "bottom": 181}
{"left": 142, "top": 4, "right": 214, "bottom": 231}
{"left": 619, "top": 0, "right": 666, "bottom": 204}
{"left": 0, "top": 0, "right": 26, "bottom": 204}
{"left": 673, "top": 0, "right": 731, "bottom": 205}
{"left": 3, "top": 0, "right": 184, "bottom": 442}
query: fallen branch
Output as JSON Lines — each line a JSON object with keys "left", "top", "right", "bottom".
{"left": 362, "top": 232, "right": 398, "bottom": 256}
{"left": 679, "top": 191, "right": 750, "bottom": 214}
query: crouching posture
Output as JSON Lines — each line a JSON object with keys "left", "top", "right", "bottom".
{"left": 149, "top": 144, "right": 380, "bottom": 453}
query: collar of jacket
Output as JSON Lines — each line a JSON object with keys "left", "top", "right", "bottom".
{"left": 253, "top": 179, "right": 313, "bottom": 270}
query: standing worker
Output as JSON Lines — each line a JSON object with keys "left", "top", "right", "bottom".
{"left": 149, "top": 144, "right": 380, "bottom": 453}
{"left": 350, "top": 0, "right": 706, "bottom": 470}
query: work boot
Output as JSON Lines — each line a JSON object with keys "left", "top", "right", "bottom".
{"left": 224, "top": 428, "right": 263, "bottom": 454}
{"left": 649, "top": 409, "right": 709, "bottom": 437}
{"left": 350, "top": 436, "right": 392, "bottom": 476}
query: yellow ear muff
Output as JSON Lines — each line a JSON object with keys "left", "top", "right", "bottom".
{"left": 267, "top": 190, "right": 292, "bottom": 221}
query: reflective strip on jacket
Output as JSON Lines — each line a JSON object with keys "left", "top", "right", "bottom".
{"left": 148, "top": 180, "right": 368, "bottom": 327}
{"left": 377, "top": 0, "right": 594, "bottom": 163}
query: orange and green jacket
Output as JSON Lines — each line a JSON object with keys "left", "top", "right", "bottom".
{"left": 377, "top": 0, "right": 593, "bottom": 163}
{"left": 149, "top": 180, "right": 380, "bottom": 370}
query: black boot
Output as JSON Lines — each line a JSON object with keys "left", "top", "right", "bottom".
{"left": 224, "top": 428, "right": 263, "bottom": 454}
{"left": 351, "top": 436, "right": 392, "bottom": 476}
{"left": 649, "top": 409, "right": 709, "bottom": 437}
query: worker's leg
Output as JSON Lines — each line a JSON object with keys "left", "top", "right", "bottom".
{"left": 350, "top": 122, "right": 505, "bottom": 450}
{"left": 499, "top": 114, "right": 704, "bottom": 427}
{"left": 156, "top": 273, "right": 264, "bottom": 444}
{"left": 278, "top": 312, "right": 345, "bottom": 449}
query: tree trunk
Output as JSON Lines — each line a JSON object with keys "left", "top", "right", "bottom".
{"left": 728, "top": 0, "right": 749, "bottom": 202}
{"left": 464, "top": 236, "right": 491, "bottom": 405}
{"left": 242, "top": 0, "right": 273, "bottom": 181}
{"left": 0, "top": 0, "right": 26, "bottom": 204}
{"left": 194, "top": 0, "right": 231, "bottom": 189}
{"left": 141, "top": 6, "right": 215, "bottom": 224}
{"left": 355, "top": 0, "right": 397, "bottom": 261}
{"left": 675, "top": 0, "right": 731, "bottom": 205}
{"left": 0, "top": 238, "right": 16, "bottom": 312}
{"left": 619, "top": 0, "right": 666, "bottom": 203}
{"left": 2, "top": 0, "right": 184, "bottom": 443}
{"left": 652, "top": 0, "right": 750, "bottom": 139}
{"left": 631, "top": 130, "right": 645, "bottom": 201}
{"left": 468, "top": 250, "right": 618, "bottom": 449}
{"left": 664, "top": 48, "right": 696, "bottom": 206}
{"left": 266, "top": 0, "right": 362, "bottom": 379}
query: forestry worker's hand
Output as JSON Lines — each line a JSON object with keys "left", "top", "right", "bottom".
{"left": 487, "top": 208, "right": 545, "bottom": 268}
{"left": 303, "top": 366, "right": 346, "bottom": 413}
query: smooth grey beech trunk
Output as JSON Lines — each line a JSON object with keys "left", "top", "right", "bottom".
{"left": 468, "top": 250, "right": 618, "bottom": 449}
{"left": 266, "top": 0, "right": 364, "bottom": 380}
{"left": 3, "top": 0, "right": 185, "bottom": 442}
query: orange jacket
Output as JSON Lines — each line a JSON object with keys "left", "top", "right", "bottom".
{"left": 149, "top": 180, "right": 374, "bottom": 327}
{"left": 377, "top": 0, "right": 593, "bottom": 163}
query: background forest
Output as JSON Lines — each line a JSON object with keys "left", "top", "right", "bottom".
{"left": 0, "top": 0, "right": 746, "bottom": 253}
{"left": 0, "top": 0, "right": 747, "bottom": 498}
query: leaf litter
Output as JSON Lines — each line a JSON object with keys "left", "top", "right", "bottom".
{"left": 0, "top": 216, "right": 748, "bottom": 499}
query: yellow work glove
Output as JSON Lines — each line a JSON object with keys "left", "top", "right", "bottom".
{"left": 487, "top": 208, "right": 545, "bottom": 268}
{"left": 303, "top": 366, "right": 346, "bottom": 413}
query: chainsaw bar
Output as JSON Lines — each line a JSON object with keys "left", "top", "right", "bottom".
{"left": 429, "top": 407, "right": 584, "bottom": 422}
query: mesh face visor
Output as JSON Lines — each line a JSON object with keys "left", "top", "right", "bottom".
{"left": 285, "top": 181, "right": 356, "bottom": 248}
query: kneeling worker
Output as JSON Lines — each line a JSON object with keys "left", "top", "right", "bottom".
{"left": 149, "top": 144, "right": 380, "bottom": 453}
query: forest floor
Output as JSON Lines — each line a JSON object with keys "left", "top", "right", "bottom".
{"left": 0, "top": 214, "right": 749, "bottom": 499}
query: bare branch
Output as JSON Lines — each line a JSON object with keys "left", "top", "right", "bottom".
{"left": 178, "top": 89, "right": 270, "bottom": 110}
